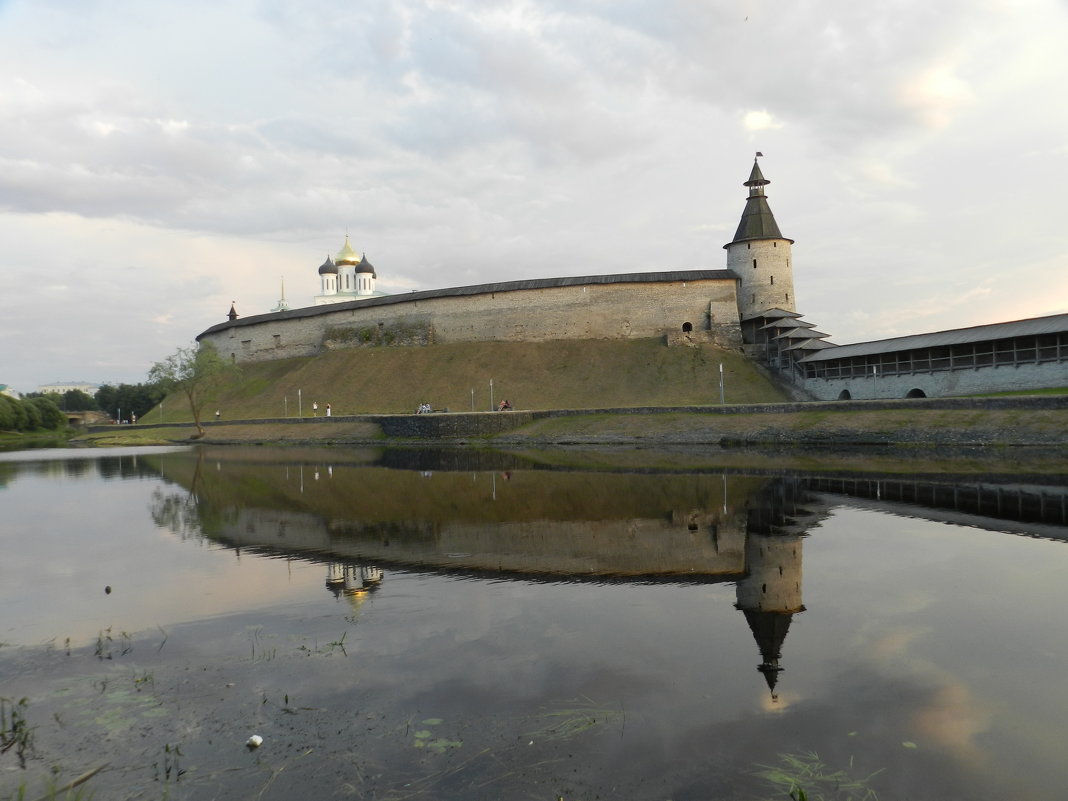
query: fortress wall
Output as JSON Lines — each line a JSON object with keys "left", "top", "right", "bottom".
{"left": 202, "top": 276, "right": 742, "bottom": 365}
{"left": 801, "top": 359, "right": 1068, "bottom": 400}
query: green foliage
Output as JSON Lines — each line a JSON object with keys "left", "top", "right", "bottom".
{"left": 21, "top": 400, "right": 42, "bottom": 431}
{"left": 149, "top": 343, "right": 233, "bottom": 434}
{"left": 34, "top": 388, "right": 98, "bottom": 411}
{"left": 324, "top": 323, "right": 431, "bottom": 348}
{"left": 0, "top": 394, "right": 66, "bottom": 433}
{"left": 28, "top": 397, "right": 65, "bottom": 430}
{"left": 0, "top": 395, "right": 17, "bottom": 431}
{"left": 95, "top": 382, "right": 164, "bottom": 423}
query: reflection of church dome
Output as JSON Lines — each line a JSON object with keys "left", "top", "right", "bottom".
{"left": 325, "top": 563, "right": 383, "bottom": 606}
{"left": 318, "top": 255, "right": 337, "bottom": 275}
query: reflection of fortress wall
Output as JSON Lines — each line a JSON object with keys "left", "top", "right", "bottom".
{"left": 211, "top": 507, "right": 749, "bottom": 578}
{"left": 803, "top": 477, "right": 1068, "bottom": 531}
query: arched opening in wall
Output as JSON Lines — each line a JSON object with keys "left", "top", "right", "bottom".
{"left": 682, "top": 322, "right": 693, "bottom": 332}
{"left": 837, "top": 390, "right": 852, "bottom": 400}
{"left": 906, "top": 388, "right": 927, "bottom": 398}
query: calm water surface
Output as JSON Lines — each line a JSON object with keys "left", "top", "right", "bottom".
{"left": 1, "top": 445, "right": 1067, "bottom": 800}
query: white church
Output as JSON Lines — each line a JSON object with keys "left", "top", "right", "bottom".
{"left": 313, "top": 235, "right": 385, "bottom": 305}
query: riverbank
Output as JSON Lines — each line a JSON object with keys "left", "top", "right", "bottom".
{"left": 78, "top": 395, "right": 1068, "bottom": 449}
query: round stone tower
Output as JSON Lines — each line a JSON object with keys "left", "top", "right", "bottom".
{"left": 725, "top": 155, "right": 796, "bottom": 319}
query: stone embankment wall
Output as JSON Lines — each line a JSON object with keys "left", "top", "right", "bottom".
{"left": 108, "top": 395, "right": 1068, "bottom": 446}
{"left": 197, "top": 275, "right": 742, "bottom": 365}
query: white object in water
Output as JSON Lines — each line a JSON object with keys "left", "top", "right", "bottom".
{"left": 246, "top": 735, "right": 263, "bottom": 748}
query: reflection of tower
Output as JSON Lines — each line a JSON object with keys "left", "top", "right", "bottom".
{"left": 735, "top": 479, "right": 810, "bottom": 700}
{"left": 326, "top": 563, "right": 384, "bottom": 612}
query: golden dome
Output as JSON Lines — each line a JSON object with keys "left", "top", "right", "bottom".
{"left": 335, "top": 235, "right": 360, "bottom": 265}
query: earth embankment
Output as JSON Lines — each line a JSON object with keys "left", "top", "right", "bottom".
{"left": 84, "top": 396, "right": 1068, "bottom": 449}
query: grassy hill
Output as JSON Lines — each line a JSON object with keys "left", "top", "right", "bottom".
{"left": 153, "top": 338, "right": 788, "bottom": 422}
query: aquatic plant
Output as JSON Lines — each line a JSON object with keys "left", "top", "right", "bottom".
{"left": 754, "top": 751, "right": 881, "bottom": 801}
{"left": 0, "top": 697, "right": 35, "bottom": 768}
{"left": 2, "top": 763, "right": 106, "bottom": 801}
{"left": 523, "top": 696, "right": 624, "bottom": 743}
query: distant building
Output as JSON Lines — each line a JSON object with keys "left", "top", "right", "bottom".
{"left": 0, "top": 384, "right": 18, "bottom": 399}
{"left": 38, "top": 381, "right": 98, "bottom": 396}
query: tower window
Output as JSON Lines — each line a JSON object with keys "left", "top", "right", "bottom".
{"left": 773, "top": 241, "right": 777, "bottom": 247}
{"left": 747, "top": 243, "right": 751, "bottom": 250}
{"left": 770, "top": 275, "right": 775, "bottom": 285}
{"left": 753, "top": 259, "right": 757, "bottom": 269}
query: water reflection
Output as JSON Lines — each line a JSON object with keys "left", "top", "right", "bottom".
{"left": 4, "top": 446, "right": 1068, "bottom": 801}
{"left": 133, "top": 447, "right": 1068, "bottom": 706}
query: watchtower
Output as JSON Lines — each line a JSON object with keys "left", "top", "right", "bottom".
{"left": 725, "top": 155, "right": 796, "bottom": 319}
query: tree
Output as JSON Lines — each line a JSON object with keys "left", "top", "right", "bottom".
{"left": 63, "top": 389, "right": 98, "bottom": 411}
{"left": 0, "top": 395, "right": 17, "bottom": 431}
{"left": 148, "top": 343, "right": 231, "bottom": 436}
{"left": 95, "top": 382, "right": 163, "bottom": 422}
{"left": 28, "top": 396, "right": 66, "bottom": 430}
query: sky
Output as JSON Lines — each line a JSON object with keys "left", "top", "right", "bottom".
{"left": 1, "top": 0, "right": 1067, "bottom": 393}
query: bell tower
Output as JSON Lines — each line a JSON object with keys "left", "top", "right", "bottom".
{"left": 725, "top": 154, "right": 796, "bottom": 319}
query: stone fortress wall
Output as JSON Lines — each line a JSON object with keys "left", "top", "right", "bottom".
{"left": 801, "top": 358, "right": 1068, "bottom": 401}
{"left": 199, "top": 271, "right": 745, "bottom": 366}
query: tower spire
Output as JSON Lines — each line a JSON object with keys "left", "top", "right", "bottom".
{"left": 271, "top": 276, "right": 291, "bottom": 313}
{"left": 729, "top": 154, "right": 786, "bottom": 243}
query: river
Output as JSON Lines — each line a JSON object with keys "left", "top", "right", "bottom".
{"left": 1, "top": 444, "right": 1067, "bottom": 800}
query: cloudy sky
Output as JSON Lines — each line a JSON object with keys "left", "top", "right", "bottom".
{"left": 2, "top": 0, "right": 1066, "bottom": 392}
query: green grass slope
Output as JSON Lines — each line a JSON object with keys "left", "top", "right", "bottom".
{"left": 156, "top": 339, "right": 787, "bottom": 421}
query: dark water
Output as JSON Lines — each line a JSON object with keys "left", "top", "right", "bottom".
{"left": 2, "top": 446, "right": 1068, "bottom": 800}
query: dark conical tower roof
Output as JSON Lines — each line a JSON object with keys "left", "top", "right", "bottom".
{"left": 726, "top": 155, "right": 793, "bottom": 246}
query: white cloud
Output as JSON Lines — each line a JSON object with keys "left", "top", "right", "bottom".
{"left": 898, "top": 62, "right": 974, "bottom": 129}
{"left": 742, "top": 110, "right": 783, "bottom": 132}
